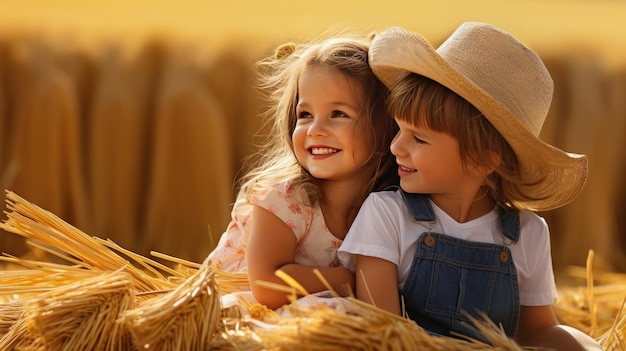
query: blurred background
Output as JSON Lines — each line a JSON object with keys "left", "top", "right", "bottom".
{"left": 0, "top": 0, "right": 624, "bottom": 278}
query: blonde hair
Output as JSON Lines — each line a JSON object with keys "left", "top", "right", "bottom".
{"left": 237, "top": 33, "right": 398, "bottom": 223}
{"left": 388, "top": 73, "right": 542, "bottom": 210}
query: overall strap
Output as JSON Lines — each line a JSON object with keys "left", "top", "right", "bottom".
{"left": 498, "top": 207, "right": 520, "bottom": 243}
{"left": 397, "top": 188, "right": 435, "bottom": 221}
{"left": 396, "top": 187, "right": 520, "bottom": 243}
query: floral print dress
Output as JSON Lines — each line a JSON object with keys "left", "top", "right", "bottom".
{"left": 207, "top": 180, "right": 343, "bottom": 273}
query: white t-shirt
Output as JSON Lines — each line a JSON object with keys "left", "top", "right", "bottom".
{"left": 338, "top": 189, "right": 556, "bottom": 306}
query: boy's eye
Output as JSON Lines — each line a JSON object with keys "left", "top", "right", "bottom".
{"left": 413, "top": 136, "right": 427, "bottom": 144}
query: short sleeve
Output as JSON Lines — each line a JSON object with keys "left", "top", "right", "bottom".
{"left": 515, "top": 211, "right": 557, "bottom": 306}
{"left": 250, "top": 182, "right": 313, "bottom": 241}
{"left": 338, "top": 191, "right": 403, "bottom": 271}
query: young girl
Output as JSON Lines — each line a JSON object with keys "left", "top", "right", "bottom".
{"left": 339, "top": 23, "right": 601, "bottom": 350}
{"left": 206, "top": 33, "right": 398, "bottom": 310}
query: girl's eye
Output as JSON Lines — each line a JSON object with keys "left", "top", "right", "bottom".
{"left": 331, "top": 110, "right": 350, "bottom": 118}
{"left": 297, "top": 111, "right": 313, "bottom": 119}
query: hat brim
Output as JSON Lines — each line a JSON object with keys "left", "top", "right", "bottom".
{"left": 369, "top": 27, "right": 588, "bottom": 211}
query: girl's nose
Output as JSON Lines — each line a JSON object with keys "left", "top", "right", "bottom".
{"left": 307, "top": 118, "right": 328, "bottom": 136}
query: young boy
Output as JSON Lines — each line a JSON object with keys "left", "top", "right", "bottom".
{"left": 339, "top": 23, "right": 601, "bottom": 350}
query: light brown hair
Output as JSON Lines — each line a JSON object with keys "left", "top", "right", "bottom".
{"left": 238, "top": 33, "right": 398, "bottom": 224}
{"left": 388, "top": 73, "right": 543, "bottom": 210}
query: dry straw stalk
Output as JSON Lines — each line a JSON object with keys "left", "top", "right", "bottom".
{"left": 1, "top": 190, "right": 625, "bottom": 350}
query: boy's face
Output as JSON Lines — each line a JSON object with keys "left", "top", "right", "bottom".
{"left": 391, "top": 118, "right": 483, "bottom": 198}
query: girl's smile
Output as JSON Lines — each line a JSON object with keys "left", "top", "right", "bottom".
{"left": 292, "top": 65, "right": 373, "bottom": 183}
{"left": 309, "top": 146, "right": 340, "bottom": 156}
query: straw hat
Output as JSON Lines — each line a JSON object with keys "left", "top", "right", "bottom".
{"left": 369, "top": 22, "right": 588, "bottom": 211}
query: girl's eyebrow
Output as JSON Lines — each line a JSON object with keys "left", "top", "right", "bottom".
{"left": 333, "top": 101, "right": 360, "bottom": 109}
{"left": 298, "top": 99, "right": 359, "bottom": 106}
{"left": 297, "top": 100, "right": 360, "bottom": 112}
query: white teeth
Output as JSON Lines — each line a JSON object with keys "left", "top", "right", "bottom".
{"left": 311, "top": 147, "right": 338, "bottom": 155}
{"left": 400, "top": 166, "right": 416, "bottom": 172}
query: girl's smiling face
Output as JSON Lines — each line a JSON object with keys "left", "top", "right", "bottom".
{"left": 292, "top": 65, "right": 373, "bottom": 184}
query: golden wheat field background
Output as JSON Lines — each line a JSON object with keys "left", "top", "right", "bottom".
{"left": 0, "top": 0, "right": 625, "bottom": 277}
{"left": 0, "top": 0, "right": 626, "bottom": 349}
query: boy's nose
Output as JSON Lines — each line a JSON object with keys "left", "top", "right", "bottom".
{"left": 390, "top": 132, "right": 404, "bottom": 156}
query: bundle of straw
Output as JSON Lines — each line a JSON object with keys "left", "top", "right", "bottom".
{"left": 16, "top": 270, "right": 134, "bottom": 350}
{"left": 119, "top": 264, "right": 222, "bottom": 350}
{"left": 0, "top": 314, "right": 44, "bottom": 351}
{"left": 597, "top": 303, "right": 626, "bottom": 351}
{"left": 0, "top": 190, "right": 186, "bottom": 292}
{"left": 211, "top": 266, "right": 251, "bottom": 295}
{"left": 222, "top": 298, "right": 534, "bottom": 351}
{"left": 3, "top": 39, "right": 92, "bottom": 258}
{"left": 142, "top": 51, "right": 234, "bottom": 263}
{"left": 208, "top": 327, "right": 265, "bottom": 351}
{"left": 0, "top": 256, "right": 106, "bottom": 302}
{"left": 553, "top": 251, "right": 626, "bottom": 350}
{"left": 0, "top": 299, "right": 23, "bottom": 339}
{"left": 236, "top": 271, "right": 531, "bottom": 351}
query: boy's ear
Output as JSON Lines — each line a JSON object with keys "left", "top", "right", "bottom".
{"left": 485, "top": 150, "right": 501, "bottom": 175}
{"left": 468, "top": 150, "right": 500, "bottom": 178}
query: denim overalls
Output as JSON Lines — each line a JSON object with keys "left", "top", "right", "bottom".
{"left": 399, "top": 190, "right": 520, "bottom": 341}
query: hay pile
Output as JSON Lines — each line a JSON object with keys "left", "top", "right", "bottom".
{"left": 0, "top": 190, "right": 624, "bottom": 350}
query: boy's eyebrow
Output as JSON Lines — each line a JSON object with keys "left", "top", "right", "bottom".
{"left": 397, "top": 120, "right": 433, "bottom": 136}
